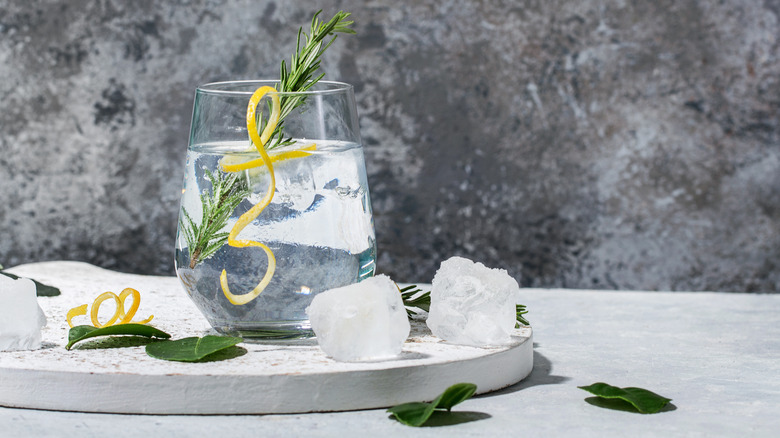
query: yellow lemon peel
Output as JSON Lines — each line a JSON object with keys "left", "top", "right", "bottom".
{"left": 66, "top": 304, "right": 88, "bottom": 328}
{"left": 117, "top": 287, "right": 154, "bottom": 325}
{"left": 219, "top": 86, "right": 281, "bottom": 305}
{"left": 90, "top": 291, "right": 122, "bottom": 327}
{"left": 66, "top": 288, "right": 154, "bottom": 328}
{"left": 219, "top": 143, "right": 317, "bottom": 173}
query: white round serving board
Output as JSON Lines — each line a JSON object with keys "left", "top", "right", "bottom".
{"left": 1, "top": 262, "right": 533, "bottom": 415}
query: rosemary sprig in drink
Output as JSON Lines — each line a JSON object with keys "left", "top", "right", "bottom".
{"left": 179, "top": 169, "right": 249, "bottom": 268}
{"left": 180, "top": 10, "right": 354, "bottom": 268}
{"left": 267, "top": 10, "right": 355, "bottom": 149}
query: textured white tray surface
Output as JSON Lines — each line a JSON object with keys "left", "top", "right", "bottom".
{"left": 1, "top": 262, "right": 532, "bottom": 414}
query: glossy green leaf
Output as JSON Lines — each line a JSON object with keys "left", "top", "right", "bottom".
{"left": 387, "top": 402, "right": 438, "bottom": 427}
{"left": 70, "top": 336, "right": 160, "bottom": 350}
{"left": 145, "top": 335, "right": 243, "bottom": 362}
{"left": 578, "top": 382, "right": 672, "bottom": 414}
{"left": 1, "top": 271, "right": 61, "bottom": 296}
{"left": 388, "top": 383, "right": 478, "bottom": 427}
{"left": 435, "top": 383, "right": 478, "bottom": 411}
{"left": 66, "top": 324, "right": 171, "bottom": 350}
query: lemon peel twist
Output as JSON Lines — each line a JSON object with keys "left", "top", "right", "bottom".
{"left": 66, "top": 288, "right": 154, "bottom": 328}
{"left": 219, "top": 143, "right": 317, "bottom": 173}
{"left": 218, "top": 86, "right": 281, "bottom": 305}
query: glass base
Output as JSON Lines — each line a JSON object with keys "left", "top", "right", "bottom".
{"left": 212, "top": 320, "right": 316, "bottom": 343}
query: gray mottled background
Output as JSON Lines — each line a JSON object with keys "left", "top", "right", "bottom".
{"left": 1, "top": 0, "right": 778, "bottom": 292}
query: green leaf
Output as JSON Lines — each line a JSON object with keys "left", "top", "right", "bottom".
{"left": 145, "top": 335, "right": 243, "bottom": 362}
{"left": 435, "top": 383, "right": 478, "bottom": 411}
{"left": 578, "top": 382, "right": 672, "bottom": 414}
{"left": 66, "top": 324, "right": 171, "bottom": 350}
{"left": 0, "top": 271, "right": 61, "bottom": 296}
{"left": 584, "top": 396, "right": 647, "bottom": 413}
{"left": 387, "top": 383, "right": 478, "bottom": 427}
{"left": 387, "top": 402, "right": 438, "bottom": 427}
{"left": 68, "top": 336, "right": 160, "bottom": 350}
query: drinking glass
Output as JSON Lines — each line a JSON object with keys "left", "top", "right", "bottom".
{"left": 174, "top": 80, "right": 376, "bottom": 340}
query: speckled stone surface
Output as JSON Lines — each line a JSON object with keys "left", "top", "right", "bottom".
{"left": 1, "top": 1, "right": 779, "bottom": 292}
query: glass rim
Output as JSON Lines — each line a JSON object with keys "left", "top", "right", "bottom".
{"left": 196, "top": 79, "right": 354, "bottom": 97}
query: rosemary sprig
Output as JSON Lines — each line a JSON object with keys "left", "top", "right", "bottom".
{"left": 180, "top": 11, "right": 354, "bottom": 267}
{"left": 399, "top": 285, "right": 431, "bottom": 317}
{"left": 516, "top": 304, "right": 530, "bottom": 327}
{"left": 266, "top": 10, "right": 356, "bottom": 149}
{"left": 400, "top": 284, "right": 531, "bottom": 327}
{"left": 180, "top": 169, "right": 250, "bottom": 268}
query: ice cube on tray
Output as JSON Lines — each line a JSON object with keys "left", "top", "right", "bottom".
{"left": 306, "top": 274, "right": 410, "bottom": 362}
{"left": 426, "top": 256, "right": 520, "bottom": 347}
{"left": 0, "top": 274, "right": 47, "bottom": 351}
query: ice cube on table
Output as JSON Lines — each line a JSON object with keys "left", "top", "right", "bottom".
{"left": 306, "top": 274, "right": 410, "bottom": 362}
{"left": 426, "top": 256, "right": 520, "bottom": 347}
{"left": 0, "top": 274, "right": 48, "bottom": 351}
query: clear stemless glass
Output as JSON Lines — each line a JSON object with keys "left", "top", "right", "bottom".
{"left": 174, "top": 80, "right": 376, "bottom": 340}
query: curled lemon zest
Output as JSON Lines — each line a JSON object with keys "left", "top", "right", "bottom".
{"left": 219, "top": 143, "right": 317, "bottom": 173}
{"left": 66, "top": 304, "right": 88, "bottom": 328}
{"left": 117, "top": 288, "right": 154, "bottom": 324}
{"left": 219, "top": 86, "right": 281, "bottom": 306}
{"left": 90, "top": 292, "right": 121, "bottom": 328}
{"left": 66, "top": 287, "right": 154, "bottom": 328}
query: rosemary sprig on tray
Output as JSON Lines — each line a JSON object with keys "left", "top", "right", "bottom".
{"left": 179, "top": 169, "right": 250, "bottom": 268}
{"left": 399, "top": 284, "right": 530, "bottom": 327}
{"left": 516, "top": 304, "right": 530, "bottom": 327}
{"left": 399, "top": 284, "right": 431, "bottom": 317}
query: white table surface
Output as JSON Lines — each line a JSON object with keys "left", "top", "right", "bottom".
{"left": 2, "top": 262, "right": 779, "bottom": 437}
